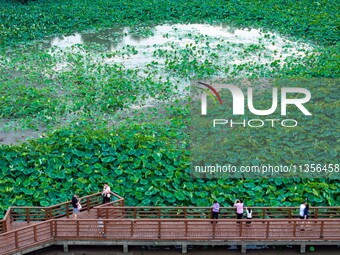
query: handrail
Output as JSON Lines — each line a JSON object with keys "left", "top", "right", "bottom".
{"left": 95, "top": 198, "right": 125, "bottom": 218}
{"left": 2, "top": 190, "right": 340, "bottom": 233}
{"left": 0, "top": 218, "right": 340, "bottom": 255}
{"left": 94, "top": 206, "right": 340, "bottom": 219}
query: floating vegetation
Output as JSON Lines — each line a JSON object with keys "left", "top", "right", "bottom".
{"left": 0, "top": 0, "right": 339, "bottom": 213}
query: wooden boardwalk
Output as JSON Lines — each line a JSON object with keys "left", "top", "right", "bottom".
{"left": 1, "top": 192, "right": 340, "bottom": 255}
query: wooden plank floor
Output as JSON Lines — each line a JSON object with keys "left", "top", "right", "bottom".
{"left": 8, "top": 209, "right": 97, "bottom": 231}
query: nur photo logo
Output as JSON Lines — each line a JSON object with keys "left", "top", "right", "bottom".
{"left": 196, "top": 81, "right": 312, "bottom": 128}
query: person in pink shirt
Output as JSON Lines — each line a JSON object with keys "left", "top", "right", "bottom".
{"left": 211, "top": 200, "right": 220, "bottom": 223}
{"left": 234, "top": 199, "right": 244, "bottom": 223}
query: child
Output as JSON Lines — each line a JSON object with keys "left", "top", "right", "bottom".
{"left": 246, "top": 207, "right": 252, "bottom": 224}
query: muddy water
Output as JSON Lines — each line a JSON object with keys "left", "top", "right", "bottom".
{"left": 49, "top": 24, "right": 264, "bottom": 49}
{"left": 47, "top": 23, "right": 313, "bottom": 108}
{"left": 30, "top": 244, "right": 340, "bottom": 255}
{"left": 49, "top": 23, "right": 313, "bottom": 63}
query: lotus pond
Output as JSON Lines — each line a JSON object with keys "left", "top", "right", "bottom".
{"left": 0, "top": 0, "right": 339, "bottom": 213}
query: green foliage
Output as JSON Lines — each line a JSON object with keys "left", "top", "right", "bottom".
{"left": 1, "top": 122, "right": 339, "bottom": 213}
{"left": 0, "top": 83, "right": 59, "bottom": 119}
{"left": 0, "top": 122, "right": 189, "bottom": 212}
{"left": 0, "top": 0, "right": 339, "bottom": 213}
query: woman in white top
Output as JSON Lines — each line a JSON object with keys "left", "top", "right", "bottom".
{"left": 102, "top": 183, "right": 111, "bottom": 204}
{"left": 246, "top": 207, "right": 252, "bottom": 224}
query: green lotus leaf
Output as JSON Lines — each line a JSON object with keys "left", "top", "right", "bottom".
{"left": 40, "top": 200, "right": 49, "bottom": 207}
{"left": 16, "top": 200, "right": 26, "bottom": 206}
{"left": 102, "top": 156, "right": 115, "bottom": 163}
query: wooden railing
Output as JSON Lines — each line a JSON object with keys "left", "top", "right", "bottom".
{"left": 94, "top": 206, "right": 340, "bottom": 219}
{"left": 0, "top": 192, "right": 124, "bottom": 233}
{"left": 0, "top": 210, "right": 11, "bottom": 234}
{"left": 95, "top": 198, "right": 125, "bottom": 219}
{"left": 0, "top": 218, "right": 340, "bottom": 255}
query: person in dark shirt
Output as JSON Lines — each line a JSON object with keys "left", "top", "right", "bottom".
{"left": 72, "top": 194, "right": 80, "bottom": 219}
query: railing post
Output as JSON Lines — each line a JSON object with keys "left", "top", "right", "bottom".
{"left": 50, "top": 221, "right": 54, "bottom": 238}
{"left": 33, "top": 225, "right": 37, "bottom": 242}
{"left": 133, "top": 208, "right": 136, "bottom": 219}
{"left": 288, "top": 208, "right": 292, "bottom": 219}
{"left": 54, "top": 221, "right": 58, "bottom": 237}
{"left": 184, "top": 208, "right": 187, "bottom": 218}
{"left": 262, "top": 208, "right": 266, "bottom": 219}
{"left": 320, "top": 220, "right": 324, "bottom": 238}
{"left": 15, "top": 231, "right": 19, "bottom": 248}
{"left": 239, "top": 221, "right": 243, "bottom": 237}
{"left": 158, "top": 208, "right": 161, "bottom": 219}
{"left": 315, "top": 208, "right": 319, "bottom": 219}
{"left": 213, "top": 220, "right": 216, "bottom": 238}
{"left": 266, "top": 221, "right": 270, "bottom": 238}
{"left": 158, "top": 220, "right": 161, "bottom": 238}
{"left": 76, "top": 220, "right": 80, "bottom": 237}
{"left": 45, "top": 208, "right": 49, "bottom": 220}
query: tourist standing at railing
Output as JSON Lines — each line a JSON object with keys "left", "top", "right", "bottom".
{"left": 234, "top": 199, "right": 244, "bottom": 223}
{"left": 211, "top": 200, "right": 220, "bottom": 223}
{"left": 246, "top": 207, "right": 252, "bottom": 224}
{"left": 102, "top": 183, "right": 111, "bottom": 204}
{"left": 299, "top": 201, "right": 307, "bottom": 219}
{"left": 72, "top": 194, "right": 81, "bottom": 219}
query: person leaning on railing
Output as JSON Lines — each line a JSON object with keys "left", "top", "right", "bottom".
{"left": 234, "top": 199, "right": 244, "bottom": 223}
